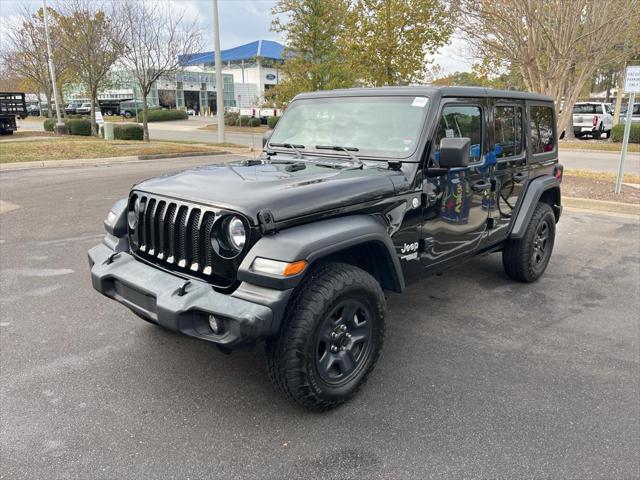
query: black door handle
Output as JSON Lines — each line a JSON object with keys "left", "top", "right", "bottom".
{"left": 513, "top": 172, "right": 527, "bottom": 183}
{"left": 471, "top": 180, "right": 491, "bottom": 192}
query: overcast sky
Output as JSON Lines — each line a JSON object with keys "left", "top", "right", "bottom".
{"left": 0, "top": 0, "right": 472, "bottom": 74}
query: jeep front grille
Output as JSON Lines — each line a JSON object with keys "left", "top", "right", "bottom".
{"left": 127, "top": 192, "right": 251, "bottom": 290}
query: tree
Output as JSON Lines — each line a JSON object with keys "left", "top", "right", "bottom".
{"left": 346, "top": 0, "right": 458, "bottom": 86}
{"left": 612, "top": 17, "right": 640, "bottom": 126}
{"left": 56, "top": 0, "right": 124, "bottom": 135}
{"left": 0, "top": 6, "right": 69, "bottom": 117}
{"left": 270, "top": 0, "right": 356, "bottom": 104}
{"left": 460, "top": 0, "right": 640, "bottom": 138}
{"left": 118, "top": 0, "right": 202, "bottom": 141}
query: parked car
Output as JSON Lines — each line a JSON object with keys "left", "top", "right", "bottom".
{"left": 572, "top": 102, "right": 614, "bottom": 138}
{"left": 65, "top": 103, "right": 82, "bottom": 115}
{"left": 89, "top": 86, "right": 563, "bottom": 410}
{"left": 119, "top": 100, "right": 145, "bottom": 118}
{"left": 26, "top": 104, "right": 43, "bottom": 116}
{"left": 75, "top": 102, "right": 92, "bottom": 115}
{"left": 619, "top": 103, "right": 640, "bottom": 124}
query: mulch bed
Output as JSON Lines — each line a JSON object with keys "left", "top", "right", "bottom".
{"left": 563, "top": 175, "right": 640, "bottom": 204}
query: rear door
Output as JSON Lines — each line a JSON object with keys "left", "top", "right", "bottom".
{"left": 485, "top": 99, "right": 529, "bottom": 242}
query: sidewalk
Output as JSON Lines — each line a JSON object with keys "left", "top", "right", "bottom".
{"left": 0, "top": 150, "right": 245, "bottom": 172}
{"left": 563, "top": 197, "right": 639, "bottom": 216}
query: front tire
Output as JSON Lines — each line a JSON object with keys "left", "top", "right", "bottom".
{"left": 266, "top": 263, "right": 386, "bottom": 411}
{"left": 502, "top": 202, "right": 556, "bottom": 282}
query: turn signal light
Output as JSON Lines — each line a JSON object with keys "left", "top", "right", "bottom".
{"left": 283, "top": 260, "right": 308, "bottom": 276}
{"left": 592, "top": 114, "right": 598, "bottom": 127}
{"left": 250, "top": 258, "right": 308, "bottom": 277}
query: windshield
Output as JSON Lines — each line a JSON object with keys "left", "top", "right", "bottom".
{"left": 270, "top": 96, "right": 429, "bottom": 159}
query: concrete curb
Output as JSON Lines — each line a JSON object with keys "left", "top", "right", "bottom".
{"left": 563, "top": 197, "right": 639, "bottom": 216}
{"left": 137, "top": 151, "right": 229, "bottom": 160}
{"left": 0, "top": 151, "right": 236, "bottom": 172}
{"left": 560, "top": 148, "right": 629, "bottom": 154}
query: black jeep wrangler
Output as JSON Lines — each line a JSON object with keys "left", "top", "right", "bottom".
{"left": 89, "top": 87, "right": 562, "bottom": 411}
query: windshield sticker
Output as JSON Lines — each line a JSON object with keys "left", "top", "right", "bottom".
{"left": 445, "top": 129, "right": 455, "bottom": 138}
{"left": 411, "top": 97, "right": 428, "bottom": 108}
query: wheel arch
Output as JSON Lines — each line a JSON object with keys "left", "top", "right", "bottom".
{"left": 237, "top": 214, "right": 404, "bottom": 293}
{"left": 510, "top": 175, "right": 561, "bottom": 239}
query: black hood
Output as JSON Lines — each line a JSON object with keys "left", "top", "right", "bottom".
{"left": 134, "top": 159, "right": 408, "bottom": 224}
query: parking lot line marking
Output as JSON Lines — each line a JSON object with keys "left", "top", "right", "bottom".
{"left": 0, "top": 200, "right": 20, "bottom": 214}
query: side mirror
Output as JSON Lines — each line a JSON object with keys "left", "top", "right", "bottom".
{"left": 262, "top": 129, "right": 274, "bottom": 148}
{"left": 439, "top": 137, "right": 470, "bottom": 168}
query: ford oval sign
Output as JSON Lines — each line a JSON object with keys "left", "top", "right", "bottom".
{"left": 265, "top": 73, "right": 276, "bottom": 81}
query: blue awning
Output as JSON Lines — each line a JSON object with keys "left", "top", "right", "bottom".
{"left": 179, "top": 40, "right": 284, "bottom": 66}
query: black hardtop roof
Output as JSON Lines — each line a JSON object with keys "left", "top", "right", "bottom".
{"left": 294, "top": 85, "right": 553, "bottom": 103}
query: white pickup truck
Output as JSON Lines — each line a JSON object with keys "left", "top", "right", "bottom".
{"left": 572, "top": 102, "right": 614, "bottom": 138}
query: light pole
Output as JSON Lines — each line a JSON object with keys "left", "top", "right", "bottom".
{"left": 212, "top": 0, "right": 225, "bottom": 143}
{"left": 42, "top": 0, "right": 64, "bottom": 132}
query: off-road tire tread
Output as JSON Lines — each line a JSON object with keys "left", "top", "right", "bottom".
{"left": 502, "top": 202, "right": 555, "bottom": 282}
{"left": 266, "top": 263, "right": 385, "bottom": 411}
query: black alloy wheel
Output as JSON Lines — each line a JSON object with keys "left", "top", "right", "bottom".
{"left": 532, "top": 219, "right": 551, "bottom": 267}
{"left": 315, "top": 299, "right": 372, "bottom": 385}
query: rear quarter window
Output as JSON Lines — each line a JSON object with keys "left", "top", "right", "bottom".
{"left": 572, "top": 104, "right": 598, "bottom": 114}
{"left": 530, "top": 106, "right": 555, "bottom": 155}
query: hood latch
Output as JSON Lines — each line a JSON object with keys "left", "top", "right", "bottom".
{"left": 258, "top": 209, "right": 277, "bottom": 235}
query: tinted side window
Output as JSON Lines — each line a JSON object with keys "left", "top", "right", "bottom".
{"left": 494, "top": 106, "right": 523, "bottom": 158}
{"left": 530, "top": 106, "right": 555, "bottom": 155}
{"left": 432, "top": 105, "right": 482, "bottom": 164}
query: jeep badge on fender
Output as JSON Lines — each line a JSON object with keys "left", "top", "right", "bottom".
{"left": 89, "top": 86, "right": 562, "bottom": 411}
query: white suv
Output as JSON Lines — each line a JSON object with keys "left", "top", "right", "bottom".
{"left": 572, "top": 102, "right": 614, "bottom": 138}
{"left": 76, "top": 102, "right": 92, "bottom": 115}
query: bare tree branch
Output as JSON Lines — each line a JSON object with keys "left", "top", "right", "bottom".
{"left": 118, "top": 0, "right": 203, "bottom": 141}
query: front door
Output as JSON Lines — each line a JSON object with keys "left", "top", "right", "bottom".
{"left": 420, "top": 100, "right": 491, "bottom": 268}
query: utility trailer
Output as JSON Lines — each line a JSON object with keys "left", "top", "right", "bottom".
{"left": 0, "top": 92, "right": 27, "bottom": 135}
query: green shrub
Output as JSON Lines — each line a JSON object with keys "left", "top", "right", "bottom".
{"left": 43, "top": 118, "right": 56, "bottom": 131}
{"left": 236, "top": 115, "right": 251, "bottom": 127}
{"left": 611, "top": 123, "right": 640, "bottom": 143}
{"left": 267, "top": 116, "right": 279, "bottom": 129}
{"left": 136, "top": 109, "right": 188, "bottom": 122}
{"left": 224, "top": 111, "right": 239, "bottom": 126}
{"left": 65, "top": 118, "right": 92, "bottom": 136}
{"left": 113, "top": 123, "right": 144, "bottom": 141}
{"left": 248, "top": 117, "right": 261, "bottom": 127}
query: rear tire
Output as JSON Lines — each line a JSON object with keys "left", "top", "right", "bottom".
{"left": 502, "top": 202, "right": 556, "bottom": 282}
{"left": 266, "top": 263, "right": 385, "bottom": 411}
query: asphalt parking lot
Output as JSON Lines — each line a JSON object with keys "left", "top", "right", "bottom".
{"left": 1, "top": 156, "right": 639, "bottom": 479}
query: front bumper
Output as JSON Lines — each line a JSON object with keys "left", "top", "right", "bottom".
{"left": 89, "top": 243, "right": 288, "bottom": 347}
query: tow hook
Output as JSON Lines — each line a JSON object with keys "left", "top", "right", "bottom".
{"left": 104, "top": 252, "right": 120, "bottom": 265}
{"left": 177, "top": 280, "right": 191, "bottom": 297}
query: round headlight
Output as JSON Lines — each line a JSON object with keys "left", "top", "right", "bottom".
{"left": 227, "top": 216, "right": 246, "bottom": 251}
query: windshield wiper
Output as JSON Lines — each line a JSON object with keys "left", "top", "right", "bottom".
{"left": 315, "top": 145, "right": 363, "bottom": 168}
{"left": 269, "top": 142, "right": 305, "bottom": 159}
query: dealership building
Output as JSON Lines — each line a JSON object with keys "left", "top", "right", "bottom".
{"left": 60, "top": 40, "right": 284, "bottom": 114}
{"left": 179, "top": 39, "right": 285, "bottom": 107}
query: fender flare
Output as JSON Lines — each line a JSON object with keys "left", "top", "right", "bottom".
{"left": 237, "top": 214, "right": 404, "bottom": 291}
{"left": 510, "top": 175, "right": 561, "bottom": 239}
